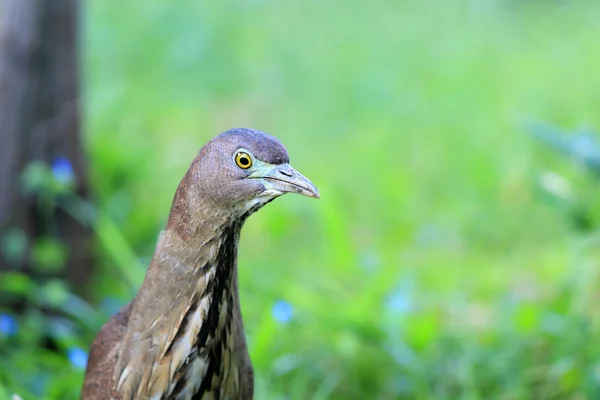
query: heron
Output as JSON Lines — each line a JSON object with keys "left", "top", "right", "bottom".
{"left": 81, "top": 128, "right": 319, "bottom": 399}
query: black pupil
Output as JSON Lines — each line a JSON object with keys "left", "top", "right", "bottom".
{"left": 239, "top": 156, "right": 249, "bottom": 166}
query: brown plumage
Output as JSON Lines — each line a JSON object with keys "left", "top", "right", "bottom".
{"left": 81, "top": 128, "right": 319, "bottom": 400}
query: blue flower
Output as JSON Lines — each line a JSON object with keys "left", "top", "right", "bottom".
{"left": 385, "top": 289, "right": 412, "bottom": 315}
{"left": 272, "top": 300, "right": 294, "bottom": 324}
{"left": 571, "top": 132, "right": 600, "bottom": 163}
{"left": 0, "top": 313, "right": 18, "bottom": 336}
{"left": 67, "top": 347, "right": 88, "bottom": 369}
{"left": 51, "top": 157, "right": 75, "bottom": 184}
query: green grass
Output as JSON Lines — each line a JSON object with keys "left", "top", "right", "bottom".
{"left": 4, "top": 0, "right": 600, "bottom": 398}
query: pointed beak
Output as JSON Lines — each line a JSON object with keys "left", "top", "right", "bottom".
{"left": 249, "top": 163, "right": 320, "bottom": 199}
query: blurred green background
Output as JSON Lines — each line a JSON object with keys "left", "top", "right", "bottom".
{"left": 3, "top": 0, "right": 600, "bottom": 398}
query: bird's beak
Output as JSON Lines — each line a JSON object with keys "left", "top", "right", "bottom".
{"left": 249, "top": 163, "right": 320, "bottom": 199}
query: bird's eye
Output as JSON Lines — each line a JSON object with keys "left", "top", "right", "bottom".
{"left": 235, "top": 151, "right": 253, "bottom": 169}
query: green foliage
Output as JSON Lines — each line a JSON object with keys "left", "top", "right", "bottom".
{"left": 0, "top": 272, "right": 98, "bottom": 400}
{"left": 4, "top": 0, "right": 600, "bottom": 398}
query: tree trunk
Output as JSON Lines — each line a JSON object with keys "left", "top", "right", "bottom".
{"left": 0, "top": 0, "right": 92, "bottom": 291}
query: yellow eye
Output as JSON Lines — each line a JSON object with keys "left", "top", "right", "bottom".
{"left": 235, "top": 151, "right": 253, "bottom": 169}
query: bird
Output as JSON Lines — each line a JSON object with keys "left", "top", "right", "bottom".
{"left": 81, "top": 128, "right": 319, "bottom": 400}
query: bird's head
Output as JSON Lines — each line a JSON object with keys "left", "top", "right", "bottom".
{"left": 172, "top": 128, "right": 319, "bottom": 224}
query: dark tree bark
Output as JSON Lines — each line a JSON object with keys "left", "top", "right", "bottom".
{"left": 0, "top": 0, "right": 92, "bottom": 290}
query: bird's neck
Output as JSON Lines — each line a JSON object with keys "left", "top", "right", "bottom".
{"left": 158, "top": 177, "right": 246, "bottom": 309}
{"left": 128, "top": 203, "right": 245, "bottom": 332}
{"left": 114, "top": 213, "right": 247, "bottom": 397}
{"left": 151, "top": 210, "right": 245, "bottom": 323}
